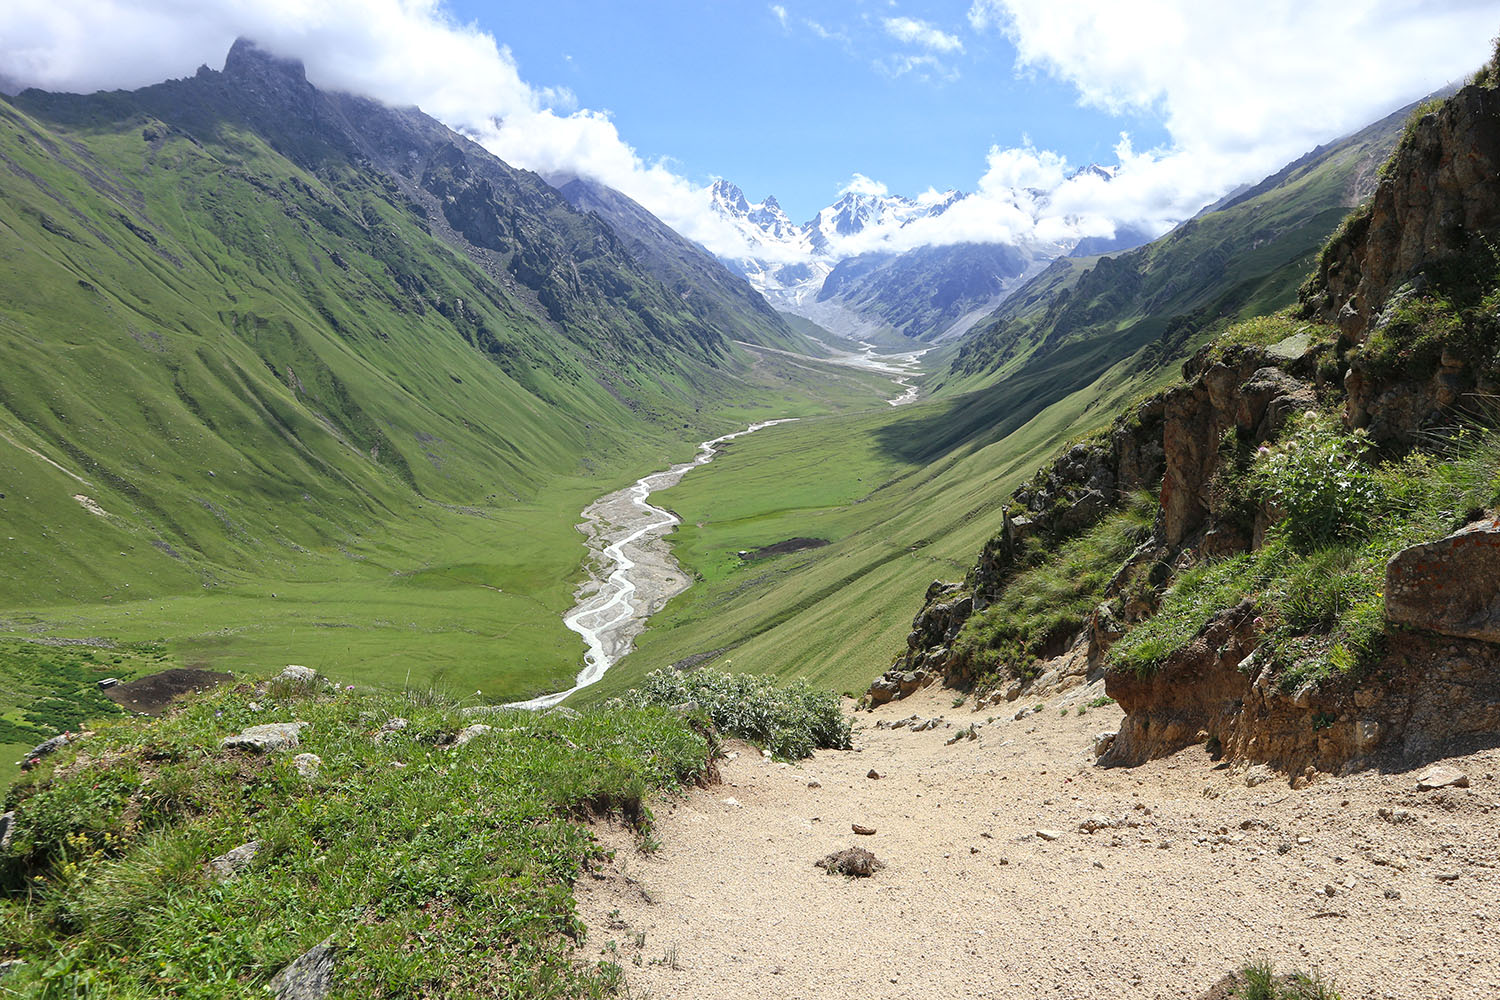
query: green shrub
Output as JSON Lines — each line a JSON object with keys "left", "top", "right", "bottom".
{"left": 1250, "top": 411, "right": 1380, "bottom": 550}
{"left": 629, "top": 668, "right": 851, "bottom": 759}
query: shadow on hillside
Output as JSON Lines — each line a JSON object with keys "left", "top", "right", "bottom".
{"left": 873, "top": 324, "right": 1162, "bottom": 464}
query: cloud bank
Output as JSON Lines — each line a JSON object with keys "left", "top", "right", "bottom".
{"left": 2, "top": 0, "right": 1495, "bottom": 267}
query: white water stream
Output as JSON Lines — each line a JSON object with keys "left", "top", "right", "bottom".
{"left": 508, "top": 340, "right": 926, "bottom": 710}
{"left": 507, "top": 419, "right": 798, "bottom": 710}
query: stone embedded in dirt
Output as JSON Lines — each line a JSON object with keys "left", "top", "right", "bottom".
{"left": 1415, "top": 765, "right": 1469, "bottom": 791}
{"left": 208, "top": 840, "right": 261, "bottom": 880}
{"left": 807, "top": 779, "right": 821, "bottom": 789}
{"left": 815, "top": 847, "right": 885, "bottom": 877}
{"left": 1078, "top": 814, "right": 1115, "bottom": 834}
{"left": 221, "top": 722, "right": 310, "bottom": 753}
{"left": 268, "top": 935, "right": 338, "bottom": 1000}
{"left": 1377, "top": 807, "right": 1414, "bottom": 824}
{"left": 293, "top": 753, "right": 322, "bottom": 779}
{"left": 1386, "top": 518, "right": 1500, "bottom": 641}
{"left": 454, "top": 724, "right": 491, "bottom": 747}
{"left": 1435, "top": 871, "right": 1461, "bottom": 882}
{"left": 1244, "top": 764, "right": 1276, "bottom": 787}
{"left": 852, "top": 824, "right": 876, "bottom": 836}
{"left": 1036, "top": 829, "right": 1062, "bottom": 841}
{"left": 1092, "top": 731, "right": 1116, "bottom": 758}
{"left": 867, "top": 769, "right": 881, "bottom": 780}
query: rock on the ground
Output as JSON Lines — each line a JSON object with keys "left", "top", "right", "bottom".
{"left": 866, "top": 769, "right": 881, "bottom": 780}
{"left": 1036, "top": 829, "right": 1063, "bottom": 841}
{"left": 815, "top": 847, "right": 884, "bottom": 877}
{"left": 852, "top": 824, "right": 876, "bottom": 836}
{"left": 221, "top": 722, "right": 310, "bottom": 753}
{"left": 208, "top": 840, "right": 261, "bottom": 880}
{"left": 1386, "top": 518, "right": 1500, "bottom": 642}
{"left": 455, "top": 724, "right": 492, "bottom": 747}
{"left": 1415, "top": 765, "right": 1469, "bottom": 791}
{"left": 278, "top": 665, "right": 318, "bottom": 685}
{"left": 0, "top": 960, "right": 24, "bottom": 978}
{"left": 1092, "top": 731, "right": 1116, "bottom": 758}
{"left": 268, "top": 935, "right": 338, "bottom": 1000}
{"left": 1244, "top": 764, "right": 1276, "bottom": 787}
{"left": 1078, "top": 814, "right": 1115, "bottom": 834}
{"left": 22, "top": 730, "right": 89, "bottom": 769}
{"left": 293, "top": 753, "right": 322, "bottom": 779}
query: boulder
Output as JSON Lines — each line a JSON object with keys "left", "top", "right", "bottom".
{"left": 268, "top": 935, "right": 338, "bottom": 1000}
{"left": 221, "top": 722, "right": 310, "bottom": 753}
{"left": 279, "top": 665, "right": 318, "bottom": 685}
{"left": 293, "top": 753, "right": 322, "bottom": 779}
{"left": 1386, "top": 518, "right": 1500, "bottom": 642}
{"left": 208, "top": 840, "right": 261, "bottom": 880}
{"left": 1415, "top": 765, "right": 1469, "bottom": 791}
{"left": 0, "top": 810, "right": 13, "bottom": 851}
{"left": 21, "top": 731, "right": 88, "bottom": 770}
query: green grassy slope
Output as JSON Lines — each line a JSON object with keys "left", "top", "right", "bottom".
{"left": 0, "top": 50, "right": 896, "bottom": 707}
{"left": 572, "top": 98, "right": 1420, "bottom": 702}
{"left": 581, "top": 352, "right": 1179, "bottom": 701}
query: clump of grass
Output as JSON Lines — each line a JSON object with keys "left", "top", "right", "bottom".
{"left": 1, "top": 682, "right": 711, "bottom": 998}
{"left": 629, "top": 668, "right": 851, "bottom": 759}
{"left": 1236, "top": 958, "right": 1341, "bottom": 999}
{"left": 955, "top": 491, "right": 1156, "bottom": 680}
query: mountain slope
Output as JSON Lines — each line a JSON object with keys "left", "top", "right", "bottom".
{"left": 942, "top": 97, "right": 1418, "bottom": 392}
{"left": 556, "top": 176, "right": 816, "bottom": 354}
{"left": 565, "top": 93, "right": 1431, "bottom": 702}
{"left": 0, "top": 40, "right": 891, "bottom": 699}
{"left": 816, "top": 242, "right": 1043, "bottom": 343}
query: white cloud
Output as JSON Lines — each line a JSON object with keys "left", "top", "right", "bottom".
{"left": 0, "top": 0, "right": 752, "bottom": 255}
{"left": 3, "top": 0, "right": 1496, "bottom": 275}
{"left": 882, "top": 16, "right": 964, "bottom": 53}
{"left": 770, "top": 4, "right": 788, "bottom": 30}
{"left": 840, "top": 173, "right": 890, "bottom": 197}
{"left": 875, "top": 52, "right": 961, "bottom": 83}
{"left": 823, "top": 0, "right": 1496, "bottom": 258}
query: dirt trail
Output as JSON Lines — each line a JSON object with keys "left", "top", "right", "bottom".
{"left": 580, "top": 682, "right": 1500, "bottom": 999}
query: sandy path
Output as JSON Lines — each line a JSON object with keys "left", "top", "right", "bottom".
{"left": 579, "top": 682, "right": 1500, "bottom": 999}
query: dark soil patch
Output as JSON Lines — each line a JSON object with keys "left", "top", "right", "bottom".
{"left": 105, "top": 667, "right": 232, "bottom": 716}
{"left": 739, "top": 537, "right": 828, "bottom": 561}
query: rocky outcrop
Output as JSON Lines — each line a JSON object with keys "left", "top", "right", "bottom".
{"left": 1160, "top": 348, "right": 1318, "bottom": 547}
{"left": 868, "top": 395, "right": 1166, "bottom": 704}
{"left": 1305, "top": 85, "right": 1500, "bottom": 342}
{"left": 1106, "top": 617, "right": 1500, "bottom": 775}
{"left": 1386, "top": 517, "right": 1500, "bottom": 641}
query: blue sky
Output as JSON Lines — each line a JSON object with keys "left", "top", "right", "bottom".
{"left": 451, "top": 1, "right": 1169, "bottom": 220}
{"left": 5, "top": 1, "right": 1498, "bottom": 260}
